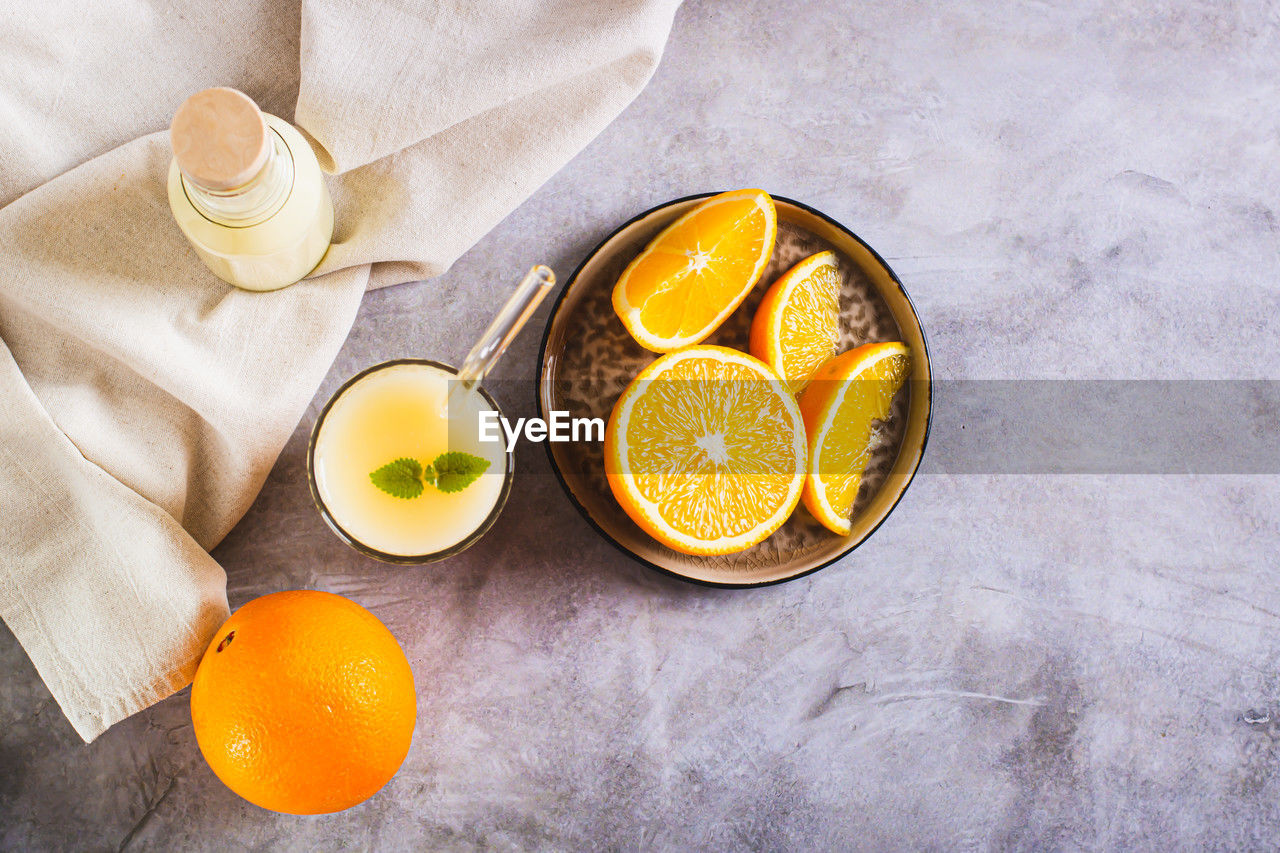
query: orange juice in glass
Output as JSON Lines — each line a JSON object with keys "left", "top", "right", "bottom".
{"left": 307, "top": 266, "right": 553, "bottom": 563}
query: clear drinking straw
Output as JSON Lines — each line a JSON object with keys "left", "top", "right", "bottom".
{"left": 446, "top": 264, "right": 556, "bottom": 412}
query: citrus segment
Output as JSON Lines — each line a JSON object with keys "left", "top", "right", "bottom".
{"left": 190, "top": 590, "right": 416, "bottom": 815}
{"left": 612, "top": 189, "right": 777, "bottom": 352}
{"left": 798, "top": 342, "right": 910, "bottom": 535}
{"left": 748, "top": 250, "right": 842, "bottom": 392}
{"left": 604, "top": 345, "right": 807, "bottom": 555}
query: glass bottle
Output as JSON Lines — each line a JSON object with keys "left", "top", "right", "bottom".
{"left": 167, "top": 87, "right": 334, "bottom": 291}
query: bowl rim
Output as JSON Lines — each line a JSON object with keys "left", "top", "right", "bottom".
{"left": 535, "top": 191, "right": 933, "bottom": 589}
{"left": 306, "top": 357, "right": 516, "bottom": 565}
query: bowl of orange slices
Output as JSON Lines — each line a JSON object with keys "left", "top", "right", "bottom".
{"left": 538, "top": 190, "right": 931, "bottom": 587}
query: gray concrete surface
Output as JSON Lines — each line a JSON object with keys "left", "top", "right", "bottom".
{"left": 6, "top": 0, "right": 1280, "bottom": 848}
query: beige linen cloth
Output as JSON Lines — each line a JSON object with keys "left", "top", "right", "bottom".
{"left": 0, "top": 0, "right": 680, "bottom": 741}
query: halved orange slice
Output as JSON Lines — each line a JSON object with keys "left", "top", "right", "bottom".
{"left": 612, "top": 189, "right": 777, "bottom": 352}
{"left": 604, "top": 345, "right": 807, "bottom": 555}
{"left": 798, "top": 342, "right": 910, "bottom": 535}
{"left": 748, "top": 250, "right": 841, "bottom": 392}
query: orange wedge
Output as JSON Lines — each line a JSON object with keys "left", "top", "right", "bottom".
{"left": 798, "top": 342, "right": 910, "bottom": 535}
{"left": 748, "top": 250, "right": 842, "bottom": 392}
{"left": 612, "top": 189, "right": 777, "bottom": 352}
{"left": 604, "top": 345, "right": 807, "bottom": 555}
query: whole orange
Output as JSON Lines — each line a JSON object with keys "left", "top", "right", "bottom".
{"left": 190, "top": 590, "right": 416, "bottom": 814}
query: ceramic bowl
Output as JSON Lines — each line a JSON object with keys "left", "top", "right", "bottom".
{"left": 537, "top": 194, "right": 932, "bottom": 587}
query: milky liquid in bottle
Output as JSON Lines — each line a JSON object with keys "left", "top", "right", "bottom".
{"left": 167, "top": 87, "right": 334, "bottom": 291}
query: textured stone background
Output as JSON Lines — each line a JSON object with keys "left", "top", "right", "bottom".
{"left": 5, "top": 0, "right": 1280, "bottom": 848}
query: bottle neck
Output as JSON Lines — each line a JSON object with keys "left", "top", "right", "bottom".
{"left": 181, "top": 127, "right": 293, "bottom": 225}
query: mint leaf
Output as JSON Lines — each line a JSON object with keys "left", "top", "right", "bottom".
{"left": 369, "top": 453, "right": 487, "bottom": 497}
{"left": 370, "top": 457, "right": 426, "bottom": 499}
{"left": 431, "top": 451, "right": 491, "bottom": 493}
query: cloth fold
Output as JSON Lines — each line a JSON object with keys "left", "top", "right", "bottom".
{"left": 0, "top": 0, "right": 679, "bottom": 741}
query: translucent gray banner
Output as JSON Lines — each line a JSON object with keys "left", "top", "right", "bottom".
{"left": 924, "top": 380, "right": 1280, "bottom": 474}
{"left": 452, "top": 380, "right": 1280, "bottom": 475}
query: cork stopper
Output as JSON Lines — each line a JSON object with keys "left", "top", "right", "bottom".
{"left": 170, "top": 88, "right": 269, "bottom": 191}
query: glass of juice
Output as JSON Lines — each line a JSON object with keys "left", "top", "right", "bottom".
{"left": 308, "top": 359, "right": 512, "bottom": 563}
{"left": 306, "top": 266, "right": 553, "bottom": 563}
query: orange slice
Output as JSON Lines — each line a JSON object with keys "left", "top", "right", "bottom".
{"left": 748, "top": 250, "right": 841, "bottom": 392}
{"left": 798, "top": 342, "right": 910, "bottom": 535}
{"left": 612, "top": 189, "right": 777, "bottom": 352}
{"left": 604, "top": 345, "right": 807, "bottom": 555}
